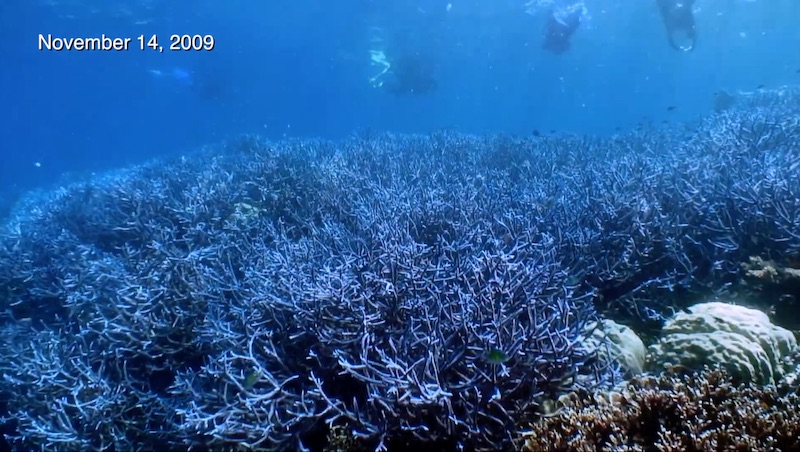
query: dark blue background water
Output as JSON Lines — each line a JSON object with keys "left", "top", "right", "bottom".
{"left": 1, "top": 0, "right": 798, "bottom": 196}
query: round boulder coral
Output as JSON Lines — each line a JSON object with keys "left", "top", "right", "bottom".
{"left": 645, "top": 301, "right": 797, "bottom": 384}
{"left": 583, "top": 319, "right": 646, "bottom": 377}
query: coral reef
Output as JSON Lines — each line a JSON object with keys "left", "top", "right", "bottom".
{"left": 646, "top": 302, "right": 797, "bottom": 384}
{"left": 521, "top": 368, "right": 800, "bottom": 452}
{"left": 0, "top": 86, "right": 799, "bottom": 450}
{"left": 0, "top": 138, "right": 606, "bottom": 451}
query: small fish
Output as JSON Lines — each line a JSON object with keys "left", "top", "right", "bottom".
{"left": 756, "top": 84, "right": 766, "bottom": 89}
{"left": 485, "top": 348, "right": 510, "bottom": 365}
{"left": 666, "top": 106, "right": 676, "bottom": 111}
{"left": 532, "top": 129, "right": 541, "bottom": 137}
{"left": 243, "top": 371, "right": 260, "bottom": 390}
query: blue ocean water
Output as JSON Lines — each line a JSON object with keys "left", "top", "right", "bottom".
{"left": 1, "top": 0, "right": 798, "bottom": 197}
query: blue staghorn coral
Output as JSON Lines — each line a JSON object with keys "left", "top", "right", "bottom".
{"left": 0, "top": 87, "right": 799, "bottom": 450}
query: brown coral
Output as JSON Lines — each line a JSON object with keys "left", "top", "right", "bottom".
{"left": 520, "top": 368, "right": 800, "bottom": 452}
{"left": 741, "top": 256, "right": 800, "bottom": 330}
{"left": 743, "top": 256, "right": 800, "bottom": 286}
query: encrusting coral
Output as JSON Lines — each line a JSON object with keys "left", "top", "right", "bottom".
{"left": 520, "top": 367, "right": 800, "bottom": 452}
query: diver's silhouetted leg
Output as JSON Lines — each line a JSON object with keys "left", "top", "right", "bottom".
{"left": 656, "top": 0, "right": 697, "bottom": 51}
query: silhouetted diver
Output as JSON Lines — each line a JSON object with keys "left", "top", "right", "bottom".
{"left": 656, "top": 0, "right": 697, "bottom": 51}
{"left": 147, "top": 67, "right": 227, "bottom": 101}
{"left": 542, "top": 6, "right": 582, "bottom": 54}
{"left": 382, "top": 53, "right": 437, "bottom": 95}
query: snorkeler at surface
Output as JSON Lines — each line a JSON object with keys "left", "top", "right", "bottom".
{"left": 656, "top": 0, "right": 697, "bottom": 51}
{"left": 541, "top": 1, "right": 586, "bottom": 54}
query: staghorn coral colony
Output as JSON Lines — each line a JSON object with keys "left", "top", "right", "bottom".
{"left": 0, "top": 87, "right": 799, "bottom": 451}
